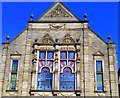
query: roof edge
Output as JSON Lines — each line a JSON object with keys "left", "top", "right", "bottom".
{"left": 88, "top": 27, "right": 107, "bottom": 44}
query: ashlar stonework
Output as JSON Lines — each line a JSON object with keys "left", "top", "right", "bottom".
{"left": 0, "top": 2, "right": 118, "bottom": 97}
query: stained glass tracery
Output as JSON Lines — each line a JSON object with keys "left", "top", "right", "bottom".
{"left": 10, "top": 74, "right": 17, "bottom": 90}
{"left": 60, "top": 67, "right": 75, "bottom": 90}
{"left": 60, "top": 51, "right": 75, "bottom": 71}
{"left": 39, "top": 51, "right": 54, "bottom": 71}
{"left": 12, "top": 60, "right": 18, "bottom": 71}
{"left": 96, "top": 61, "right": 103, "bottom": 91}
{"left": 10, "top": 60, "right": 18, "bottom": 90}
{"left": 37, "top": 67, "right": 52, "bottom": 90}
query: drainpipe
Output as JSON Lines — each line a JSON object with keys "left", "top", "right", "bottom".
{"left": 107, "top": 34, "right": 112, "bottom": 98}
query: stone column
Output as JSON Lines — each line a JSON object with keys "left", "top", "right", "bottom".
{"left": 108, "top": 42, "right": 118, "bottom": 96}
{"left": 0, "top": 42, "right": 9, "bottom": 97}
{"left": 75, "top": 44, "right": 81, "bottom": 94}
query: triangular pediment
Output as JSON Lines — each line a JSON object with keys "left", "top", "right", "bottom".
{"left": 41, "top": 33, "right": 54, "bottom": 44}
{"left": 93, "top": 51, "right": 104, "bottom": 56}
{"left": 10, "top": 51, "right": 21, "bottom": 56}
{"left": 37, "top": 2, "right": 80, "bottom": 22}
{"left": 62, "top": 33, "right": 75, "bottom": 44}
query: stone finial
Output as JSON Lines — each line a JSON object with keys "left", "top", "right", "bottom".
{"left": 6, "top": 35, "right": 10, "bottom": 42}
{"left": 57, "top": 0, "right": 61, "bottom": 2}
{"left": 107, "top": 34, "right": 111, "bottom": 42}
{"left": 84, "top": 12, "right": 87, "bottom": 20}
{"left": 30, "top": 13, "right": 34, "bottom": 20}
{"left": 76, "top": 38, "right": 80, "bottom": 42}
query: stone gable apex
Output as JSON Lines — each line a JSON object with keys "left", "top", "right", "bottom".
{"left": 37, "top": 2, "right": 80, "bottom": 22}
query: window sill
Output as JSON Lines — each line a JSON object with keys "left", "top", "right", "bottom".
{"left": 6, "top": 90, "right": 18, "bottom": 92}
{"left": 94, "top": 91, "right": 107, "bottom": 93}
{"left": 29, "top": 90, "right": 81, "bottom": 95}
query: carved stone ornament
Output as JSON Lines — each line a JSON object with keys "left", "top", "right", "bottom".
{"left": 63, "top": 33, "right": 75, "bottom": 44}
{"left": 41, "top": 33, "right": 54, "bottom": 44}
{"left": 49, "top": 24, "right": 66, "bottom": 29}
{"left": 45, "top": 5, "right": 72, "bottom": 18}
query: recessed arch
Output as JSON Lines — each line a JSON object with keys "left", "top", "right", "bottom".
{"left": 60, "top": 67, "right": 75, "bottom": 90}
{"left": 37, "top": 67, "right": 52, "bottom": 90}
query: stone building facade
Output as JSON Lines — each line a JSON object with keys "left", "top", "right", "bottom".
{"left": 0, "top": 2, "right": 118, "bottom": 97}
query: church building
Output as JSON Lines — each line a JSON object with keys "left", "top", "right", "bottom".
{"left": 0, "top": 1, "right": 118, "bottom": 97}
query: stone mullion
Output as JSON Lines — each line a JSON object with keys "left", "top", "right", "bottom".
{"left": 35, "top": 50, "right": 39, "bottom": 90}
{"left": 53, "top": 45, "right": 59, "bottom": 90}
{"left": 75, "top": 45, "right": 81, "bottom": 91}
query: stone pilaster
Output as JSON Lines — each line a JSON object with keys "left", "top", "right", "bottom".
{"left": 22, "top": 26, "right": 32, "bottom": 96}
{"left": 0, "top": 42, "right": 9, "bottom": 97}
{"left": 108, "top": 43, "right": 118, "bottom": 96}
{"left": 83, "top": 22, "right": 90, "bottom": 95}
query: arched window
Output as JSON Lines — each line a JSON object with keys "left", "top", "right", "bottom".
{"left": 37, "top": 67, "right": 52, "bottom": 90}
{"left": 60, "top": 67, "right": 75, "bottom": 90}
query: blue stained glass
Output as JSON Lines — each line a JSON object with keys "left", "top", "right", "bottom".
{"left": 60, "top": 51, "right": 67, "bottom": 59}
{"left": 12, "top": 60, "right": 18, "bottom": 71}
{"left": 47, "top": 60, "right": 53, "bottom": 68}
{"left": 10, "top": 74, "right": 17, "bottom": 90}
{"left": 38, "top": 60, "right": 45, "bottom": 69}
{"left": 96, "top": 61, "right": 102, "bottom": 72}
{"left": 37, "top": 67, "right": 52, "bottom": 90}
{"left": 60, "top": 68, "right": 75, "bottom": 90}
{"left": 68, "top": 60, "right": 75, "bottom": 69}
{"left": 47, "top": 51, "right": 54, "bottom": 59}
{"left": 60, "top": 61, "right": 67, "bottom": 70}
{"left": 68, "top": 51, "right": 75, "bottom": 59}
{"left": 40, "top": 51, "right": 46, "bottom": 59}
{"left": 96, "top": 74, "right": 103, "bottom": 91}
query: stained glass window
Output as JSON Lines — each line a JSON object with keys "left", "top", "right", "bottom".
{"left": 60, "top": 51, "right": 67, "bottom": 59}
{"left": 96, "top": 61, "right": 103, "bottom": 91}
{"left": 10, "top": 74, "right": 17, "bottom": 90}
{"left": 60, "top": 51, "right": 75, "bottom": 71}
{"left": 47, "top": 51, "right": 54, "bottom": 59}
{"left": 68, "top": 60, "right": 75, "bottom": 68}
{"left": 96, "top": 61, "right": 102, "bottom": 72}
{"left": 47, "top": 60, "right": 53, "bottom": 68}
{"left": 37, "top": 67, "right": 52, "bottom": 90}
{"left": 12, "top": 60, "right": 18, "bottom": 71}
{"left": 60, "top": 60, "right": 67, "bottom": 68}
{"left": 39, "top": 51, "right": 54, "bottom": 71}
{"left": 96, "top": 74, "right": 103, "bottom": 91}
{"left": 60, "top": 67, "right": 75, "bottom": 90}
{"left": 40, "top": 51, "right": 46, "bottom": 59}
{"left": 39, "top": 60, "right": 45, "bottom": 67}
{"left": 68, "top": 51, "right": 75, "bottom": 59}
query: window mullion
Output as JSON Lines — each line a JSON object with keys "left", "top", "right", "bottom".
{"left": 35, "top": 50, "right": 39, "bottom": 90}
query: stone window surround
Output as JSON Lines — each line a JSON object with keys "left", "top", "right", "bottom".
{"left": 32, "top": 45, "right": 78, "bottom": 91}
{"left": 8, "top": 55, "right": 21, "bottom": 91}
{"left": 94, "top": 59, "right": 105, "bottom": 92}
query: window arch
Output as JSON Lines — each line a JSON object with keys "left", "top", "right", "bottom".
{"left": 37, "top": 67, "right": 52, "bottom": 90}
{"left": 60, "top": 67, "right": 75, "bottom": 90}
